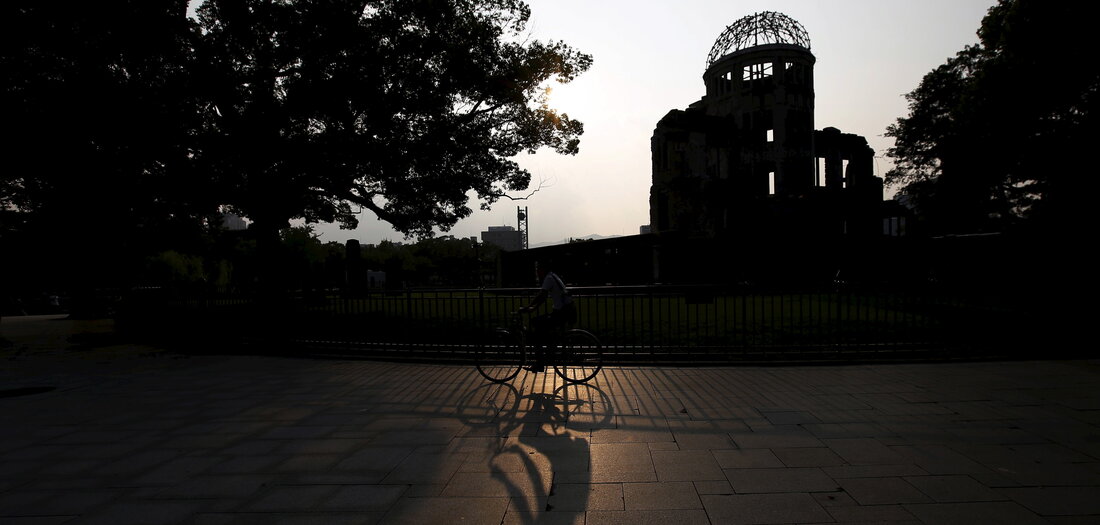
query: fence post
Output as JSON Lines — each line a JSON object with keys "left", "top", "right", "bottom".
{"left": 478, "top": 287, "right": 485, "bottom": 337}
{"left": 405, "top": 287, "right": 412, "bottom": 322}
{"left": 343, "top": 282, "right": 351, "bottom": 317}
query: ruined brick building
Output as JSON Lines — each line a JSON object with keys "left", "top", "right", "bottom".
{"left": 650, "top": 12, "right": 886, "bottom": 240}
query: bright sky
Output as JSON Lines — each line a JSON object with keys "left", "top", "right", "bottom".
{"left": 312, "top": 0, "right": 998, "bottom": 247}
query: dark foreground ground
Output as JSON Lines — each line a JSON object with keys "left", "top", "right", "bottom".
{"left": 3, "top": 315, "right": 1099, "bottom": 524}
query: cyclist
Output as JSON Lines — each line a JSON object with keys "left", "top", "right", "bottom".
{"left": 518, "top": 259, "right": 576, "bottom": 372}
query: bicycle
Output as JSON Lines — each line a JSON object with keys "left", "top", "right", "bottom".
{"left": 476, "top": 311, "right": 603, "bottom": 384}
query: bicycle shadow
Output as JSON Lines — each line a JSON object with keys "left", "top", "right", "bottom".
{"left": 454, "top": 372, "right": 613, "bottom": 523}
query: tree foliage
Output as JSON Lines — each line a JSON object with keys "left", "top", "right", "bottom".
{"left": 2, "top": 2, "right": 204, "bottom": 230}
{"left": 193, "top": 0, "right": 591, "bottom": 238}
{"left": 886, "top": 0, "right": 1099, "bottom": 236}
{"left": 2, "top": 1, "right": 209, "bottom": 293}
{"left": 361, "top": 236, "right": 496, "bottom": 287}
{"left": 2, "top": 0, "right": 589, "bottom": 292}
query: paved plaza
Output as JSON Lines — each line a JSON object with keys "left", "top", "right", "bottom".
{"left": 3, "top": 315, "right": 1100, "bottom": 524}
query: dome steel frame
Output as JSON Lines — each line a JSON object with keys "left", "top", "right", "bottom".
{"left": 706, "top": 11, "right": 811, "bottom": 69}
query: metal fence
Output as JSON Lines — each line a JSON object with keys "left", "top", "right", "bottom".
{"left": 120, "top": 283, "right": 1034, "bottom": 363}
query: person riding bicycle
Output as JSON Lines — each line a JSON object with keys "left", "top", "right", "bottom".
{"left": 518, "top": 260, "right": 576, "bottom": 372}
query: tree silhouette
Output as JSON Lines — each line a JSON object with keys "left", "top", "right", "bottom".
{"left": 192, "top": 0, "right": 591, "bottom": 239}
{"left": 2, "top": 0, "right": 590, "bottom": 296}
{"left": 2, "top": 1, "right": 208, "bottom": 299}
{"left": 886, "top": 0, "right": 1098, "bottom": 237}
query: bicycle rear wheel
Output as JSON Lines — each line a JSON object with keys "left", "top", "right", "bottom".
{"left": 476, "top": 329, "right": 525, "bottom": 383}
{"left": 554, "top": 329, "right": 602, "bottom": 383}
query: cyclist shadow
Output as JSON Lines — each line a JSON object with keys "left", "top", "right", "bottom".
{"left": 455, "top": 373, "right": 612, "bottom": 523}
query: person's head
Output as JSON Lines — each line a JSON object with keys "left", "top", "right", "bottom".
{"left": 534, "top": 259, "right": 554, "bottom": 281}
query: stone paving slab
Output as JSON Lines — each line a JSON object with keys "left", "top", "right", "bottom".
{"left": 4, "top": 316, "right": 1100, "bottom": 523}
{"left": 701, "top": 493, "right": 834, "bottom": 524}
{"left": 623, "top": 481, "right": 701, "bottom": 510}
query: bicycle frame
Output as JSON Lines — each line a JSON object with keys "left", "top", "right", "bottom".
{"left": 476, "top": 311, "right": 603, "bottom": 384}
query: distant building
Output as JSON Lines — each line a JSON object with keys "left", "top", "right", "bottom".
{"left": 481, "top": 226, "right": 523, "bottom": 251}
{"left": 639, "top": 225, "right": 652, "bottom": 235}
{"left": 366, "top": 270, "right": 386, "bottom": 289}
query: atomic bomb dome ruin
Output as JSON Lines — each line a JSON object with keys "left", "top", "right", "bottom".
{"left": 650, "top": 12, "right": 891, "bottom": 240}
{"left": 504, "top": 12, "right": 907, "bottom": 286}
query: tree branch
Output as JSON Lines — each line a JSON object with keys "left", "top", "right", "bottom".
{"left": 490, "top": 173, "right": 553, "bottom": 201}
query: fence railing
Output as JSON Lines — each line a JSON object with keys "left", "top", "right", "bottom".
{"left": 119, "top": 283, "right": 1037, "bottom": 362}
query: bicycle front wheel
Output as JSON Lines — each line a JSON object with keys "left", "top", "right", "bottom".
{"left": 554, "top": 329, "right": 603, "bottom": 383}
{"left": 476, "top": 329, "right": 525, "bottom": 383}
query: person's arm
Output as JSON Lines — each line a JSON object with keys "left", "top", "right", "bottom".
{"left": 520, "top": 289, "right": 547, "bottom": 313}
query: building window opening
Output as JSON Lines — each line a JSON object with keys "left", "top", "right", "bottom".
{"left": 742, "top": 62, "right": 773, "bottom": 81}
{"left": 768, "top": 171, "right": 776, "bottom": 195}
{"left": 766, "top": 129, "right": 774, "bottom": 142}
{"left": 785, "top": 62, "right": 801, "bottom": 83}
{"left": 883, "top": 216, "right": 906, "bottom": 237}
{"left": 720, "top": 71, "right": 735, "bottom": 94}
{"left": 816, "top": 158, "right": 826, "bottom": 186}
{"left": 842, "top": 159, "right": 850, "bottom": 188}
